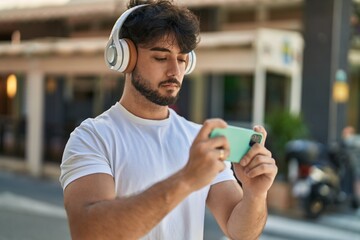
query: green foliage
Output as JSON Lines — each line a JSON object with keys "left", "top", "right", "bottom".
{"left": 265, "top": 109, "right": 309, "bottom": 175}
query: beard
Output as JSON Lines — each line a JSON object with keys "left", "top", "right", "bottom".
{"left": 131, "top": 69, "right": 181, "bottom": 106}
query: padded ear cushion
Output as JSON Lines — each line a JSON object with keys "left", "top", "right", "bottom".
{"left": 122, "top": 38, "right": 137, "bottom": 73}
{"left": 108, "top": 38, "right": 136, "bottom": 73}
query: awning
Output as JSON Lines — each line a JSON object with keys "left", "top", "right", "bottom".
{"left": 0, "top": 0, "right": 71, "bottom": 10}
{"left": 178, "top": 0, "right": 302, "bottom": 7}
{"left": 0, "top": 0, "right": 303, "bottom": 22}
{"left": 0, "top": 37, "right": 107, "bottom": 57}
{"left": 0, "top": 31, "right": 256, "bottom": 74}
{"left": 0, "top": 31, "right": 255, "bottom": 57}
{"left": 0, "top": 0, "right": 119, "bottom": 22}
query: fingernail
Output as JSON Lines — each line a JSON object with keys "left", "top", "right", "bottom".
{"left": 254, "top": 125, "right": 260, "bottom": 131}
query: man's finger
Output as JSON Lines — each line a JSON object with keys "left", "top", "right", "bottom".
{"left": 246, "top": 162, "right": 278, "bottom": 178}
{"left": 193, "top": 119, "right": 227, "bottom": 144}
{"left": 253, "top": 125, "right": 267, "bottom": 145}
{"left": 239, "top": 144, "right": 271, "bottom": 167}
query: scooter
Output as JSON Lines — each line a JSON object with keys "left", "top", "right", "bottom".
{"left": 285, "top": 140, "right": 348, "bottom": 219}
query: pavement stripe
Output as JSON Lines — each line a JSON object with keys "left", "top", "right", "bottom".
{"left": 0, "top": 192, "right": 66, "bottom": 219}
{"left": 263, "top": 215, "right": 360, "bottom": 240}
{"left": 316, "top": 212, "right": 360, "bottom": 234}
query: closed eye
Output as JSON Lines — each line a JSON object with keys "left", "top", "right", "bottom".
{"left": 155, "top": 57, "right": 167, "bottom": 62}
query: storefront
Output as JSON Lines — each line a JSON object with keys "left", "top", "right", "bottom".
{"left": 0, "top": 29, "right": 304, "bottom": 176}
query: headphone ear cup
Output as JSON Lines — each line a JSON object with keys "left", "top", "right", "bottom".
{"left": 104, "top": 38, "right": 137, "bottom": 73}
{"left": 105, "top": 4, "right": 147, "bottom": 72}
{"left": 122, "top": 38, "right": 137, "bottom": 73}
{"left": 105, "top": 42, "right": 117, "bottom": 67}
{"left": 185, "top": 50, "right": 196, "bottom": 75}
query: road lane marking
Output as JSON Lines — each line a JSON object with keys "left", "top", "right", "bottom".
{"left": 0, "top": 192, "right": 66, "bottom": 219}
{"left": 264, "top": 215, "right": 360, "bottom": 240}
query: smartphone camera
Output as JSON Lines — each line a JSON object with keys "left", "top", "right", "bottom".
{"left": 249, "top": 134, "right": 261, "bottom": 146}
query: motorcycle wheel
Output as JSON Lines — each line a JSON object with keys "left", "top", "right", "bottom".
{"left": 304, "top": 198, "right": 325, "bottom": 219}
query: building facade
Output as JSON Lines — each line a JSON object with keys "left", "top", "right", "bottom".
{"left": 0, "top": 0, "right": 357, "bottom": 177}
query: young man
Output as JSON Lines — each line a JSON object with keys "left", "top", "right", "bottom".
{"left": 60, "top": 0, "right": 277, "bottom": 239}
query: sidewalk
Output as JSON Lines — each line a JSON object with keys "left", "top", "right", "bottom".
{"left": 0, "top": 170, "right": 69, "bottom": 240}
{"left": 1, "top": 169, "right": 359, "bottom": 240}
{"left": 262, "top": 212, "right": 360, "bottom": 240}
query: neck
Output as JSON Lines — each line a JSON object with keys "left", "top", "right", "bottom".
{"left": 120, "top": 83, "right": 170, "bottom": 120}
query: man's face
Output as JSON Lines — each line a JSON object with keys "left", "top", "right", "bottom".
{"left": 131, "top": 35, "right": 188, "bottom": 106}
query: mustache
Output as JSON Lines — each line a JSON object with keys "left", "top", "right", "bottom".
{"left": 158, "top": 78, "right": 181, "bottom": 87}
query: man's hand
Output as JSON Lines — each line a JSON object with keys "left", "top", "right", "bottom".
{"left": 183, "top": 119, "right": 230, "bottom": 191}
{"left": 233, "top": 126, "right": 277, "bottom": 197}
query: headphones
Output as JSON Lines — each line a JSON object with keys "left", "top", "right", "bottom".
{"left": 104, "top": 4, "right": 196, "bottom": 75}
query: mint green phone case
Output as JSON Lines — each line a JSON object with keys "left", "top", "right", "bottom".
{"left": 209, "top": 126, "right": 263, "bottom": 163}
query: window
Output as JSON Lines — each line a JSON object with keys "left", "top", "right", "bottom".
{"left": 223, "top": 74, "right": 253, "bottom": 123}
{"left": 0, "top": 74, "right": 26, "bottom": 158}
{"left": 265, "top": 71, "right": 291, "bottom": 116}
{"left": 43, "top": 75, "right": 124, "bottom": 162}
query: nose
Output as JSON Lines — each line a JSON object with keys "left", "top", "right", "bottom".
{"left": 166, "top": 58, "right": 181, "bottom": 77}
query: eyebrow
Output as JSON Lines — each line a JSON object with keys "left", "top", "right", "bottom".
{"left": 150, "top": 47, "right": 187, "bottom": 55}
{"left": 150, "top": 47, "right": 171, "bottom": 53}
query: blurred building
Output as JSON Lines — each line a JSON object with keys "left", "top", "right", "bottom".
{"left": 0, "top": 0, "right": 357, "bottom": 177}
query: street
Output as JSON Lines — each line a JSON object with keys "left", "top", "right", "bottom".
{"left": 0, "top": 170, "right": 359, "bottom": 240}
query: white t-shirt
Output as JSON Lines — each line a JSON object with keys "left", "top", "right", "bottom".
{"left": 60, "top": 102, "right": 235, "bottom": 240}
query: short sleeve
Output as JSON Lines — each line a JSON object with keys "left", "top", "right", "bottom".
{"left": 59, "top": 122, "right": 113, "bottom": 190}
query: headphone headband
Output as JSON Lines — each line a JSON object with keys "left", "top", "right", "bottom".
{"left": 109, "top": 4, "right": 148, "bottom": 45}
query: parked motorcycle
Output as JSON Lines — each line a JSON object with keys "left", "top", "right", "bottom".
{"left": 285, "top": 139, "right": 356, "bottom": 219}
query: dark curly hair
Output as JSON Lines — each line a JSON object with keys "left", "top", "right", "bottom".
{"left": 119, "top": 0, "right": 200, "bottom": 53}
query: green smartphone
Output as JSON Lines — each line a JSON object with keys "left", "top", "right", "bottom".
{"left": 209, "top": 126, "right": 263, "bottom": 163}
